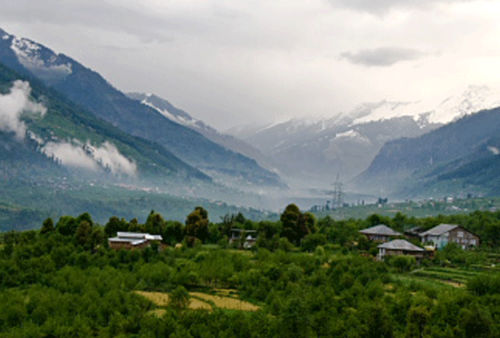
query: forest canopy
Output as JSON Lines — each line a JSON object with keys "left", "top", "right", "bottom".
{"left": 0, "top": 206, "right": 499, "bottom": 337}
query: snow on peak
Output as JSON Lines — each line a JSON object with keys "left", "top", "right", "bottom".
{"left": 335, "top": 129, "right": 358, "bottom": 139}
{"left": 430, "top": 85, "right": 500, "bottom": 124}
{"left": 349, "top": 85, "right": 500, "bottom": 127}
{"left": 351, "top": 100, "right": 423, "bottom": 125}
{"left": 10, "top": 35, "right": 72, "bottom": 81}
{"left": 139, "top": 94, "right": 207, "bottom": 131}
{"left": 488, "top": 146, "right": 500, "bottom": 156}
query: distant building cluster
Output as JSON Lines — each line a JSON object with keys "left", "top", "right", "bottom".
{"left": 359, "top": 223, "right": 479, "bottom": 260}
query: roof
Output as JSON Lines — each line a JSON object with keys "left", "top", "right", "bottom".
{"left": 378, "top": 239, "right": 424, "bottom": 252}
{"left": 419, "top": 224, "right": 458, "bottom": 237}
{"left": 230, "top": 228, "right": 257, "bottom": 233}
{"left": 114, "top": 232, "right": 162, "bottom": 241}
{"left": 404, "top": 226, "right": 423, "bottom": 235}
{"left": 359, "top": 224, "right": 402, "bottom": 236}
{"left": 108, "top": 237, "right": 147, "bottom": 246}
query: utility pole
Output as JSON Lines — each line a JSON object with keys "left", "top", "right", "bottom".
{"left": 331, "top": 173, "right": 344, "bottom": 209}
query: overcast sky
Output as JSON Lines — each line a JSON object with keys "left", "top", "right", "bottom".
{"left": 1, "top": 0, "right": 500, "bottom": 129}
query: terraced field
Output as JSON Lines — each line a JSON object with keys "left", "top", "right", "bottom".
{"left": 411, "top": 267, "right": 478, "bottom": 286}
{"left": 134, "top": 289, "right": 260, "bottom": 313}
{"left": 190, "top": 292, "right": 260, "bottom": 311}
{"left": 401, "top": 266, "right": 499, "bottom": 288}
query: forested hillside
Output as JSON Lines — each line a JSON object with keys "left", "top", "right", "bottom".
{"left": 357, "top": 108, "right": 500, "bottom": 197}
{"left": 0, "top": 28, "right": 283, "bottom": 188}
{"left": 0, "top": 62, "right": 208, "bottom": 182}
{"left": 0, "top": 207, "right": 499, "bottom": 336}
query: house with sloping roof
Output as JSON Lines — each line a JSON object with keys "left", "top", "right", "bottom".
{"left": 359, "top": 224, "right": 402, "bottom": 242}
{"left": 377, "top": 239, "right": 425, "bottom": 260}
{"left": 108, "top": 232, "right": 163, "bottom": 250}
{"left": 419, "top": 224, "right": 479, "bottom": 249}
{"left": 229, "top": 228, "right": 257, "bottom": 249}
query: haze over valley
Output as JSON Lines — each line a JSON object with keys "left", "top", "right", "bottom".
{"left": 1, "top": 0, "right": 500, "bottom": 228}
{"left": 2, "top": 3, "right": 500, "bottom": 337}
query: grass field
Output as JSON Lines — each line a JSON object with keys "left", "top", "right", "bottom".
{"left": 392, "top": 266, "right": 489, "bottom": 289}
{"left": 134, "top": 290, "right": 259, "bottom": 312}
{"left": 135, "top": 290, "right": 212, "bottom": 310}
{"left": 190, "top": 292, "right": 260, "bottom": 311}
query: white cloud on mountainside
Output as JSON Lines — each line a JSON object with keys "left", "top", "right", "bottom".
{"left": 0, "top": 80, "right": 46, "bottom": 140}
{"left": 41, "top": 140, "right": 137, "bottom": 176}
{"left": 0, "top": 79, "right": 136, "bottom": 176}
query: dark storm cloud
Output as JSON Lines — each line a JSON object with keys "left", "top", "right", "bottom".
{"left": 340, "top": 47, "right": 425, "bottom": 66}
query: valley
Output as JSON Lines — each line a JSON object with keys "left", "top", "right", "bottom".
{"left": 1, "top": 4, "right": 500, "bottom": 336}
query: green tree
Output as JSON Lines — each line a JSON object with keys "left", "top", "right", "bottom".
{"left": 169, "top": 286, "right": 190, "bottom": 310}
{"left": 75, "top": 221, "right": 92, "bottom": 247}
{"left": 185, "top": 207, "right": 209, "bottom": 243}
{"left": 405, "top": 306, "right": 429, "bottom": 338}
{"left": 104, "top": 216, "right": 128, "bottom": 237}
{"left": 145, "top": 210, "right": 165, "bottom": 234}
{"left": 164, "top": 221, "right": 184, "bottom": 245}
{"left": 459, "top": 304, "right": 492, "bottom": 338}
{"left": 280, "top": 204, "right": 315, "bottom": 245}
{"left": 40, "top": 218, "right": 54, "bottom": 234}
{"left": 56, "top": 216, "right": 77, "bottom": 236}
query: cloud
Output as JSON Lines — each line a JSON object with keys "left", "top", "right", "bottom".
{"left": 0, "top": 80, "right": 46, "bottom": 140}
{"left": 1, "top": 1, "right": 499, "bottom": 128}
{"left": 328, "top": 0, "right": 475, "bottom": 15}
{"left": 88, "top": 141, "right": 137, "bottom": 176}
{"left": 340, "top": 47, "right": 425, "bottom": 66}
{"left": 42, "top": 141, "right": 99, "bottom": 171}
{"left": 41, "top": 139, "right": 137, "bottom": 176}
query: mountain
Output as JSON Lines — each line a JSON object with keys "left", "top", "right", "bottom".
{"left": 228, "top": 114, "right": 436, "bottom": 187}
{"left": 127, "top": 92, "right": 277, "bottom": 172}
{"left": 356, "top": 107, "right": 500, "bottom": 198}
{"left": 0, "top": 28, "right": 282, "bottom": 188}
{"left": 0, "top": 61, "right": 279, "bottom": 230}
{"left": 228, "top": 86, "right": 500, "bottom": 188}
{"left": 0, "top": 61, "right": 210, "bottom": 185}
{"left": 347, "top": 85, "right": 500, "bottom": 127}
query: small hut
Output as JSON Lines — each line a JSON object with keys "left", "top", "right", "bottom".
{"left": 377, "top": 239, "right": 425, "bottom": 260}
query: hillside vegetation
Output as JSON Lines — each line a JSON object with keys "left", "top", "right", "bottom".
{"left": 0, "top": 206, "right": 499, "bottom": 336}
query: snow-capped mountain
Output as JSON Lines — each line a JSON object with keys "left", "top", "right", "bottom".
{"left": 128, "top": 92, "right": 217, "bottom": 135}
{"left": 228, "top": 86, "right": 500, "bottom": 188}
{"left": 349, "top": 85, "right": 500, "bottom": 126}
{"left": 1, "top": 28, "right": 73, "bottom": 84}
{"left": 127, "top": 92, "right": 279, "bottom": 174}
{"left": 356, "top": 107, "right": 500, "bottom": 198}
{"left": 0, "top": 27, "right": 283, "bottom": 189}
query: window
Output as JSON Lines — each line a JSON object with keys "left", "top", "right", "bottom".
{"left": 457, "top": 231, "right": 464, "bottom": 238}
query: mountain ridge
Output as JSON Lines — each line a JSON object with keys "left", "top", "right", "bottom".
{"left": 356, "top": 107, "right": 500, "bottom": 198}
{"left": 0, "top": 28, "right": 283, "bottom": 188}
{"left": 127, "top": 92, "right": 278, "bottom": 173}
